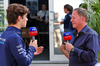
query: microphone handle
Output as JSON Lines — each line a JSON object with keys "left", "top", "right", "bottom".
{"left": 67, "top": 40, "right": 69, "bottom": 43}
{"left": 64, "top": 40, "right": 69, "bottom": 45}
{"left": 32, "top": 36, "right": 35, "bottom": 41}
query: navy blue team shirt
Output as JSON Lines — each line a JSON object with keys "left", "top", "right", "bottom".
{"left": 64, "top": 13, "right": 72, "bottom": 29}
{"left": 0, "top": 26, "right": 36, "bottom": 66}
{"left": 69, "top": 25, "right": 100, "bottom": 66}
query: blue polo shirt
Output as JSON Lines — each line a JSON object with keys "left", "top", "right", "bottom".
{"left": 0, "top": 26, "right": 36, "bottom": 66}
{"left": 69, "top": 25, "right": 100, "bottom": 66}
{"left": 64, "top": 13, "right": 72, "bottom": 29}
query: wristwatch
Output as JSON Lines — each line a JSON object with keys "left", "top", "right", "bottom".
{"left": 71, "top": 47, "right": 75, "bottom": 52}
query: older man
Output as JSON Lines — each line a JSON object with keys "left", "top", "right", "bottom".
{"left": 65, "top": 8, "right": 99, "bottom": 66}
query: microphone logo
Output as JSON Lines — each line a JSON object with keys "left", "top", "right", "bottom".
{"left": 63, "top": 32, "right": 71, "bottom": 41}
{"left": 29, "top": 27, "right": 37, "bottom": 36}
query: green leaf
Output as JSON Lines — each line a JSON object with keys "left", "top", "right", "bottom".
{"left": 83, "top": 0, "right": 100, "bottom": 62}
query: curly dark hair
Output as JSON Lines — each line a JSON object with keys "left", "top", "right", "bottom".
{"left": 64, "top": 4, "right": 73, "bottom": 13}
{"left": 6, "top": 3, "right": 30, "bottom": 25}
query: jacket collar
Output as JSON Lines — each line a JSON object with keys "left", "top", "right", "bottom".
{"left": 6, "top": 26, "right": 22, "bottom": 36}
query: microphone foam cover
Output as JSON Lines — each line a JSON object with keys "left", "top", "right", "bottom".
{"left": 29, "top": 27, "right": 37, "bottom": 36}
{"left": 63, "top": 32, "right": 71, "bottom": 41}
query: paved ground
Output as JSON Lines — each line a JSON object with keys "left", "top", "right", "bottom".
{"left": 30, "top": 64, "right": 69, "bottom": 66}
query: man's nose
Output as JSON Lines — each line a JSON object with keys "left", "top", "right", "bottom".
{"left": 71, "top": 18, "right": 73, "bottom": 22}
{"left": 26, "top": 18, "right": 28, "bottom": 21}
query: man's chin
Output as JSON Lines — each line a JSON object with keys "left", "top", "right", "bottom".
{"left": 72, "top": 25, "right": 75, "bottom": 28}
{"left": 73, "top": 26, "right": 76, "bottom": 29}
{"left": 21, "top": 26, "right": 26, "bottom": 28}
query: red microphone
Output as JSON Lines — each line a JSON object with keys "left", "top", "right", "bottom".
{"left": 29, "top": 27, "right": 37, "bottom": 41}
{"left": 63, "top": 32, "right": 71, "bottom": 43}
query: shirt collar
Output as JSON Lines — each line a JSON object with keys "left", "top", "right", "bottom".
{"left": 65, "top": 13, "right": 71, "bottom": 16}
{"left": 80, "top": 25, "right": 88, "bottom": 33}
{"left": 67, "top": 13, "right": 71, "bottom": 14}
{"left": 73, "top": 25, "right": 89, "bottom": 36}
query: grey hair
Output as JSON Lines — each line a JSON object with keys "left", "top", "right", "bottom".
{"left": 74, "top": 8, "right": 89, "bottom": 22}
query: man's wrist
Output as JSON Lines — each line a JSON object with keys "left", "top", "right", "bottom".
{"left": 71, "top": 46, "right": 75, "bottom": 52}
{"left": 29, "top": 45, "right": 36, "bottom": 49}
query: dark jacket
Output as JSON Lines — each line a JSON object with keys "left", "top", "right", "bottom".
{"left": 0, "top": 26, "right": 36, "bottom": 66}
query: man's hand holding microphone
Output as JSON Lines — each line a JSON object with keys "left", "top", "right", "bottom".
{"left": 29, "top": 27, "right": 44, "bottom": 55}
{"left": 63, "top": 32, "right": 74, "bottom": 52}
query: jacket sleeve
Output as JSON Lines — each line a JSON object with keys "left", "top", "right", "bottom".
{"left": 74, "top": 35, "right": 99, "bottom": 62}
{"left": 9, "top": 36, "right": 36, "bottom": 66}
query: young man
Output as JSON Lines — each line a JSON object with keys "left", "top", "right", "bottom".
{"left": 60, "top": 4, "right": 74, "bottom": 32}
{"left": 60, "top": 4, "right": 74, "bottom": 59}
{"left": 65, "top": 8, "right": 99, "bottom": 66}
{"left": 36, "top": 4, "right": 49, "bottom": 23}
{"left": 0, "top": 3, "right": 43, "bottom": 66}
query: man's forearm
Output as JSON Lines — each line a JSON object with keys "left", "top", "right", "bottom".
{"left": 54, "top": 23, "right": 60, "bottom": 25}
{"left": 61, "top": 44, "right": 69, "bottom": 59}
{"left": 62, "top": 50, "right": 69, "bottom": 59}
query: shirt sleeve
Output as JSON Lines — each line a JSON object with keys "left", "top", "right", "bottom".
{"left": 74, "top": 35, "right": 99, "bottom": 62}
{"left": 37, "top": 11, "right": 40, "bottom": 16}
{"left": 9, "top": 36, "right": 36, "bottom": 66}
{"left": 46, "top": 11, "right": 49, "bottom": 16}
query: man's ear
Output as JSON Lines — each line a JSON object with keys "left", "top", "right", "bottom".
{"left": 17, "top": 16, "right": 22, "bottom": 21}
{"left": 82, "top": 17, "right": 86, "bottom": 22}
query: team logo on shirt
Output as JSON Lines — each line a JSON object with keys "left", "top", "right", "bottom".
{"left": 16, "top": 44, "right": 25, "bottom": 54}
{"left": 0, "top": 37, "right": 6, "bottom": 45}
